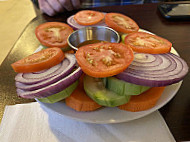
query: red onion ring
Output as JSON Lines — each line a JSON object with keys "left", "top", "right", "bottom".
{"left": 116, "top": 52, "right": 189, "bottom": 87}
{"left": 67, "top": 15, "right": 107, "bottom": 30}
{"left": 15, "top": 54, "right": 77, "bottom": 91}
{"left": 17, "top": 67, "right": 83, "bottom": 99}
{"left": 15, "top": 54, "right": 76, "bottom": 85}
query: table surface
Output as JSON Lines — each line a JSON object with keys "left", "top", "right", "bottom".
{"left": 0, "top": 3, "right": 190, "bottom": 141}
{"left": 0, "top": 0, "right": 37, "bottom": 65}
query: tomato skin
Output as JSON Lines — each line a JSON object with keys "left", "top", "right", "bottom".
{"left": 35, "top": 22, "right": 73, "bottom": 48}
{"left": 11, "top": 47, "right": 65, "bottom": 73}
{"left": 74, "top": 10, "right": 105, "bottom": 26}
{"left": 125, "top": 32, "right": 172, "bottom": 54}
{"left": 105, "top": 13, "right": 139, "bottom": 34}
{"left": 75, "top": 42, "right": 134, "bottom": 78}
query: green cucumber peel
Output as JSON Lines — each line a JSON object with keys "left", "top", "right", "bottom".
{"left": 106, "top": 77, "right": 150, "bottom": 96}
{"left": 121, "top": 34, "right": 128, "bottom": 43}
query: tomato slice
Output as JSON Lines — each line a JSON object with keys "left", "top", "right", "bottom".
{"left": 75, "top": 42, "right": 134, "bottom": 78}
{"left": 35, "top": 22, "right": 73, "bottom": 48}
{"left": 11, "top": 47, "right": 65, "bottom": 73}
{"left": 105, "top": 13, "right": 139, "bottom": 34}
{"left": 125, "top": 32, "right": 172, "bottom": 54}
{"left": 74, "top": 10, "right": 105, "bottom": 26}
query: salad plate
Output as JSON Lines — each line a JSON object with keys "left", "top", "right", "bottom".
{"left": 34, "top": 28, "right": 182, "bottom": 124}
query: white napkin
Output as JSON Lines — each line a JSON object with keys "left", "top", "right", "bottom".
{"left": 0, "top": 102, "right": 175, "bottom": 142}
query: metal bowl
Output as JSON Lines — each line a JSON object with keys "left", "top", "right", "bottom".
{"left": 67, "top": 26, "right": 120, "bottom": 50}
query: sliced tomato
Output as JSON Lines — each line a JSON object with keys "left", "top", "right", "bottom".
{"left": 11, "top": 47, "right": 65, "bottom": 73}
{"left": 75, "top": 42, "right": 134, "bottom": 78}
{"left": 74, "top": 10, "right": 105, "bottom": 26}
{"left": 35, "top": 22, "right": 73, "bottom": 48}
{"left": 105, "top": 13, "right": 139, "bottom": 34}
{"left": 125, "top": 32, "right": 172, "bottom": 54}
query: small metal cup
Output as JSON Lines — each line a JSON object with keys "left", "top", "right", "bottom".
{"left": 67, "top": 26, "right": 120, "bottom": 50}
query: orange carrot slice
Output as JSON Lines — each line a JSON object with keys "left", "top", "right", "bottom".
{"left": 118, "top": 87, "right": 165, "bottom": 112}
{"left": 65, "top": 77, "right": 102, "bottom": 111}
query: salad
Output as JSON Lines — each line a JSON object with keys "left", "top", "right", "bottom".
{"left": 11, "top": 10, "right": 189, "bottom": 113}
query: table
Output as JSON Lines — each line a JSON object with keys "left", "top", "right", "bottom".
{"left": 0, "top": 3, "right": 189, "bottom": 141}
{"left": 0, "top": 0, "right": 36, "bottom": 65}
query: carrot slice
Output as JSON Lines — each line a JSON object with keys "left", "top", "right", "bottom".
{"left": 118, "top": 87, "right": 165, "bottom": 112}
{"left": 65, "top": 76, "right": 102, "bottom": 111}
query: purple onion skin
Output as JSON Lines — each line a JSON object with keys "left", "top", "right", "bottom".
{"left": 15, "top": 54, "right": 75, "bottom": 85}
{"left": 17, "top": 67, "right": 83, "bottom": 99}
{"left": 116, "top": 73, "right": 185, "bottom": 87}
{"left": 15, "top": 54, "right": 76, "bottom": 91}
{"left": 70, "top": 25, "right": 78, "bottom": 31}
{"left": 116, "top": 53, "right": 189, "bottom": 87}
{"left": 15, "top": 64, "right": 62, "bottom": 85}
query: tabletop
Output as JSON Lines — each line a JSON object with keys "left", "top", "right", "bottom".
{"left": 0, "top": 2, "right": 189, "bottom": 142}
{"left": 0, "top": 0, "right": 37, "bottom": 65}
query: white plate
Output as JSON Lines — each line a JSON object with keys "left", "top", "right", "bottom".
{"left": 36, "top": 29, "right": 181, "bottom": 124}
{"left": 37, "top": 81, "right": 181, "bottom": 124}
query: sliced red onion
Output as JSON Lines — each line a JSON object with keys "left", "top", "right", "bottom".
{"left": 15, "top": 54, "right": 76, "bottom": 85}
{"left": 67, "top": 15, "right": 107, "bottom": 30}
{"left": 17, "top": 67, "right": 83, "bottom": 99}
{"left": 116, "top": 52, "right": 189, "bottom": 87}
{"left": 16, "top": 54, "right": 76, "bottom": 91}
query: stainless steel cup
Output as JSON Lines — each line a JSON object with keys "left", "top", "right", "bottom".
{"left": 67, "top": 26, "right": 120, "bottom": 50}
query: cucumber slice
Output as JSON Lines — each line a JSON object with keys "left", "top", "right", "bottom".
{"left": 106, "top": 77, "right": 150, "bottom": 96}
{"left": 83, "top": 75, "right": 130, "bottom": 107}
{"left": 38, "top": 81, "right": 78, "bottom": 103}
